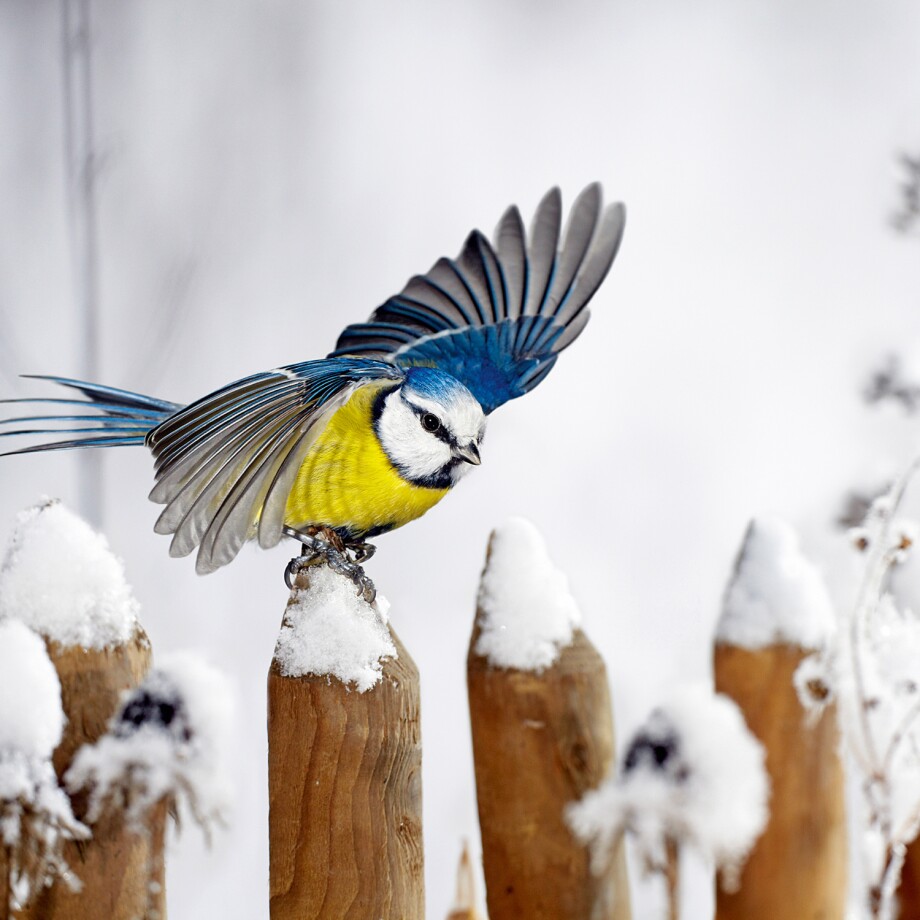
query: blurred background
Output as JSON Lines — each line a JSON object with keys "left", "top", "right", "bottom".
{"left": 1, "top": 1, "right": 919, "bottom": 916}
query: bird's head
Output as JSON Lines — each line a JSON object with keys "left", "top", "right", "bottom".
{"left": 374, "top": 367, "right": 486, "bottom": 488}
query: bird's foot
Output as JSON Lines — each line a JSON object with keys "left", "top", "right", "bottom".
{"left": 283, "top": 528, "right": 376, "bottom": 603}
{"left": 345, "top": 540, "right": 376, "bottom": 564}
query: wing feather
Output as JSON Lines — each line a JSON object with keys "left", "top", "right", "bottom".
{"left": 147, "top": 359, "right": 401, "bottom": 570}
{"left": 542, "top": 183, "right": 602, "bottom": 316}
{"left": 330, "top": 184, "right": 624, "bottom": 413}
{"left": 168, "top": 412, "right": 299, "bottom": 558}
{"left": 522, "top": 187, "right": 562, "bottom": 317}
{"left": 494, "top": 205, "right": 527, "bottom": 321}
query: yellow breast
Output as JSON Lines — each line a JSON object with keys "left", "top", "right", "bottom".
{"left": 283, "top": 382, "right": 450, "bottom": 538}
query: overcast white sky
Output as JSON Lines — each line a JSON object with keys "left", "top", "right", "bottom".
{"left": 1, "top": 1, "right": 919, "bottom": 916}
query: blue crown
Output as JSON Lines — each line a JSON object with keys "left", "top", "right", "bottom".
{"left": 403, "top": 366, "right": 478, "bottom": 407}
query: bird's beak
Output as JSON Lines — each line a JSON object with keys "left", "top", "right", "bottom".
{"left": 454, "top": 442, "right": 481, "bottom": 465}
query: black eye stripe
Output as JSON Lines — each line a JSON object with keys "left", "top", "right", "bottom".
{"left": 406, "top": 404, "right": 455, "bottom": 446}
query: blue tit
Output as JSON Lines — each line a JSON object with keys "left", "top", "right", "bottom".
{"left": 1, "top": 184, "right": 626, "bottom": 599}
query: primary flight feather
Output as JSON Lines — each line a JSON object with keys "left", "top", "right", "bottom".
{"left": 1, "top": 184, "right": 625, "bottom": 591}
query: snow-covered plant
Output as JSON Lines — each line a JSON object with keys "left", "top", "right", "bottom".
{"left": 568, "top": 686, "right": 769, "bottom": 919}
{"left": 798, "top": 460, "right": 920, "bottom": 919}
{"left": 0, "top": 620, "right": 87, "bottom": 910}
{"left": 66, "top": 652, "right": 233, "bottom": 843}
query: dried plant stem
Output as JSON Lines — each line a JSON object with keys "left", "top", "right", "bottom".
{"left": 845, "top": 457, "right": 920, "bottom": 920}
{"left": 664, "top": 836, "right": 680, "bottom": 920}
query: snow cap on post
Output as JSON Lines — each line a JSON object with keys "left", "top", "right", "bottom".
{"left": 717, "top": 517, "right": 835, "bottom": 650}
{"left": 274, "top": 565, "right": 396, "bottom": 692}
{"left": 568, "top": 685, "right": 769, "bottom": 887}
{"left": 0, "top": 499, "right": 139, "bottom": 649}
{"left": 475, "top": 517, "right": 581, "bottom": 671}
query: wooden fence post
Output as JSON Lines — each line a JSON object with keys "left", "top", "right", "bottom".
{"left": 713, "top": 518, "right": 846, "bottom": 920}
{"left": 467, "top": 520, "right": 632, "bottom": 920}
{"left": 897, "top": 845, "right": 920, "bottom": 918}
{"left": 445, "top": 842, "right": 483, "bottom": 920}
{"left": 16, "top": 629, "right": 159, "bottom": 920}
{"left": 268, "top": 562, "right": 424, "bottom": 920}
{"left": 0, "top": 501, "right": 162, "bottom": 920}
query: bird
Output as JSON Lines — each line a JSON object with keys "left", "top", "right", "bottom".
{"left": 1, "top": 184, "right": 626, "bottom": 600}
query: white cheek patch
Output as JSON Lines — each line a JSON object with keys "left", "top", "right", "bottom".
{"left": 376, "top": 392, "right": 453, "bottom": 481}
{"left": 403, "top": 392, "right": 485, "bottom": 443}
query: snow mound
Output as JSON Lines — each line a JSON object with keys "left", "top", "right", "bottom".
{"left": 274, "top": 564, "right": 396, "bottom": 692}
{"left": 0, "top": 620, "right": 86, "bottom": 906}
{"left": 717, "top": 517, "right": 835, "bottom": 650}
{"left": 67, "top": 651, "right": 233, "bottom": 834}
{"left": 0, "top": 619, "right": 64, "bottom": 758}
{"left": 0, "top": 499, "right": 139, "bottom": 649}
{"left": 568, "top": 685, "right": 769, "bottom": 887}
{"left": 475, "top": 517, "right": 581, "bottom": 671}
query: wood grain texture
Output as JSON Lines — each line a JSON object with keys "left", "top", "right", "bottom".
{"left": 468, "top": 623, "right": 632, "bottom": 920}
{"left": 714, "top": 642, "right": 847, "bottom": 920}
{"left": 268, "top": 608, "right": 423, "bottom": 920}
{"left": 11, "top": 626, "right": 163, "bottom": 920}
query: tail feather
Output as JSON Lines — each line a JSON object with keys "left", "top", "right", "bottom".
{"left": 0, "top": 376, "right": 181, "bottom": 457}
{"left": 20, "top": 375, "right": 181, "bottom": 414}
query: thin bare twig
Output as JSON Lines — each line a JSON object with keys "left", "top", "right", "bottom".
{"left": 61, "top": 0, "right": 104, "bottom": 526}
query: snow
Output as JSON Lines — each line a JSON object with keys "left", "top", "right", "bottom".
{"left": 66, "top": 651, "right": 233, "bottom": 834}
{"left": 568, "top": 685, "right": 769, "bottom": 888}
{"left": 0, "top": 619, "right": 64, "bottom": 759}
{"left": 0, "top": 499, "right": 139, "bottom": 649}
{"left": 273, "top": 564, "right": 397, "bottom": 691}
{"left": 474, "top": 517, "right": 581, "bottom": 671}
{"left": 0, "top": 620, "right": 86, "bottom": 906}
{"left": 717, "top": 517, "right": 836, "bottom": 651}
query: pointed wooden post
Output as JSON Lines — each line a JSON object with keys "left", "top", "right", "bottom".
{"left": 268, "top": 562, "right": 424, "bottom": 920}
{"left": 18, "top": 634, "right": 160, "bottom": 920}
{"left": 896, "top": 845, "right": 920, "bottom": 918}
{"left": 714, "top": 519, "right": 846, "bottom": 920}
{"left": 467, "top": 519, "right": 632, "bottom": 920}
{"left": 0, "top": 501, "right": 161, "bottom": 920}
{"left": 445, "top": 842, "right": 484, "bottom": 920}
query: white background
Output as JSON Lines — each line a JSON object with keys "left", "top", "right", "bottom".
{"left": 1, "top": 1, "right": 919, "bottom": 916}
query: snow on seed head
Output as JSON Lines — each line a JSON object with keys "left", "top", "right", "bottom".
{"left": 569, "top": 686, "right": 769, "bottom": 888}
{"left": 66, "top": 652, "right": 233, "bottom": 835}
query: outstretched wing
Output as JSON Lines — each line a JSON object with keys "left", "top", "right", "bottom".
{"left": 147, "top": 358, "right": 403, "bottom": 574}
{"left": 330, "top": 183, "right": 625, "bottom": 414}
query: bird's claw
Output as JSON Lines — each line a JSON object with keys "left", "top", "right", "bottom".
{"left": 283, "top": 530, "right": 377, "bottom": 603}
{"left": 348, "top": 541, "right": 377, "bottom": 564}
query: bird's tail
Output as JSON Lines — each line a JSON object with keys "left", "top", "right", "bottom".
{"left": 0, "top": 376, "right": 182, "bottom": 456}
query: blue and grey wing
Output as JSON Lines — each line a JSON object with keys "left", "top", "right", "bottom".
{"left": 147, "top": 358, "right": 402, "bottom": 574}
{"left": 330, "top": 184, "right": 625, "bottom": 413}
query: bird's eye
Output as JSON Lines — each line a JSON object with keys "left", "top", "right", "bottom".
{"left": 421, "top": 413, "right": 441, "bottom": 432}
